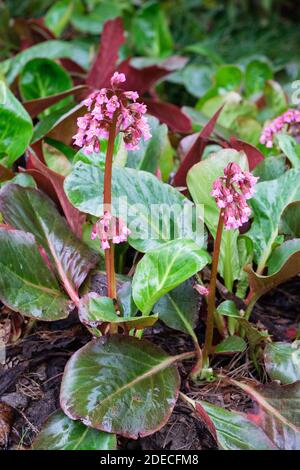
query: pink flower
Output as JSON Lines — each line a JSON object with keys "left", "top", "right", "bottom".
{"left": 194, "top": 284, "right": 210, "bottom": 296}
{"left": 91, "top": 211, "right": 131, "bottom": 250}
{"left": 260, "top": 108, "right": 300, "bottom": 147}
{"left": 211, "top": 162, "right": 258, "bottom": 230}
{"left": 110, "top": 72, "right": 126, "bottom": 87}
{"left": 73, "top": 73, "right": 151, "bottom": 154}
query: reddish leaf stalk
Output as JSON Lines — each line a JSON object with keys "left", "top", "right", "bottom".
{"left": 202, "top": 210, "right": 224, "bottom": 365}
{"left": 104, "top": 113, "right": 118, "bottom": 299}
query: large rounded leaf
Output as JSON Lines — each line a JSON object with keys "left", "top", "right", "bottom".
{"left": 64, "top": 164, "right": 204, "bottom": 252}
{"left": 32, "top": 410, "right": 116, "bottom": 450}
{"left": 0, "top": 228, "right": 72, "bottom": 320}
{"left": 60, "top": 336, "right": 180, "bottom": 439}
{"left": 132, "top": 239, "right": 210, "bottom": 315}
{"left": 0, "top": 81, "right": 33, "bottom": 166}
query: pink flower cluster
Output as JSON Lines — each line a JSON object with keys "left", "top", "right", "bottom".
{"left": 73, "top": 72, "right": 151, "bottom": 153}
{"left": 260, "top": 108, "right": 300, "bottom": 148}
{"left": 91, "top": 211, "right": 131, "bottom": 250}
{"left": 211, "top": 162, "right": 258, "bottom": 230}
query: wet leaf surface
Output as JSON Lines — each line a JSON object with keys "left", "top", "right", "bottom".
{"left": 32, "top": 410, "right": 116, "bottom": 450}
{"left": 60, "top": 336, "right": 181, "bottom": 439}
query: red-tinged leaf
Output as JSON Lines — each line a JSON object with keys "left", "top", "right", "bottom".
{"left": 13, "top": 18, "right": 55, "bottom": 49}
{"left": 119, "top": 56, "right": 187, "bottom": 96}
{"left": 244, "top": 248, "right": 300, "bottom": 301}
{"left": 60, "top": 336, "right": 181, "bottom": 438}
{"left": 143, "top": 98, "right": 191, "bottom": 133}
{"left": 26, "top": 148, "right": 85, "bottom": 239}
{"left": 231, "top": 378, "right": 300, "bottom": 450}
{"left": 173, "top": 105, "right": 224, "bottom": 187}
{"left": 222, "top": 137, "right": 264, "bottom": 170}
{"left": 0, "top": 184, "right": 98, "bottom": 293}
{"left": 194, "top": 403, "right": 218, "bottom": 442}
{"left": 0, "top": 227, "right": 73, "bottom": 320}
{"left": 0, "top": 165, "right": 14, "bottom": 183}
{"left": 60, "top": 59, "right": 87, "bottom": 86}
{"left": 86, "top": 17, "right": 125, "bottom": 89}
{"left": 29, "top": 139, "right": 46, "bottom": 163}
{"left": 23, "top": 85, "right": 89, "bottom": 118}
{"left": 181, "top": 393, "right": 275, "bottom": 450}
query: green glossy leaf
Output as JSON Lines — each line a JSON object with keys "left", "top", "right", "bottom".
{"left": 217, "top": 300, "right": 241, "bottom": 318}
{"left": 44, "top": 0, "right": 74, "bottom": 36}
{"left": 248, "top": 169, "right": 300, "bottom": 271}
{"left": 200, "top": 400, "right": 275, "bottom": 450}
{"left": 0, "top": 227, "right": 72, "bottom": 320}
{"left": 215, "top": 336, "right": 247, "bottom": 354}
{"left": 252, "top": 156, "right": 286, "bottom": 182}
{"left": 153, "top": 279, "right": 199, "bottom": 336}
{"left": 65, "top": 164, "right": 204, "bottom": 252}
{"left": 245, "top": 60, "right": 273, "bottom": 97}
{"left": 280, "top": 201, "right": 300, "bottom": 237}
{"left": 32, "top": 411, "right": 116, "bottom": 450}
{"left": 1, "top": 40, "right": 89, "bottom": 84}
{"left": 169, "top": 64, "right": 212, "bottom": 98}
{"left": 132, "top": 239, "right": 210, "bottom": 315}
{"left": 19, "top": 58, "right": 72, "bottom": 116}
{"left": 0, "top": 184, "right": 98, "bottom": 291}
{"left": 277, "top": 133, "right": 300, "bottom": 168}
{"left": 215, "top": 65, "right": 243, "bottom": 91}
{"left": 131, "top": 1, "right": 173, "bottom": 57}
{"left": 0, "top": 81, "right": 33, "bottom": 166}
{"left": 117, "top": 280, "right": 138, "bottom": 318}
{"left": 71, "top": 1, "right": 121, "bottom": 34}
{"left": 264, "top": 342, "right": 300, "bottom": 385}
{"left": 60, "top": 336, "right": 180, "bottom": 438}
{"left": 78, "top": 293, "right": 158, "bottom": 331}
{"left": 187, "top": 149, "right": 248, "bottom": 289}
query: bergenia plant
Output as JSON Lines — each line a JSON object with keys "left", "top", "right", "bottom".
{"left": 1, "top": 8, "right": 300, "bottom": 450}
{"left": 74, "top": 72, "right": 150, "bottom": 303}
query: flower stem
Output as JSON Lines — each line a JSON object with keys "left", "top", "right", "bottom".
{"left": 104, "top": 113, "right": 117, "bottom": 299}
{"left": 202, "top": 210, "right": 224, "bottom": 365}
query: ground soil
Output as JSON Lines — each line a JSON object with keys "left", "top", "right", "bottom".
{"left": 0, "top": 276, "right": 299, "bottom": 451}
